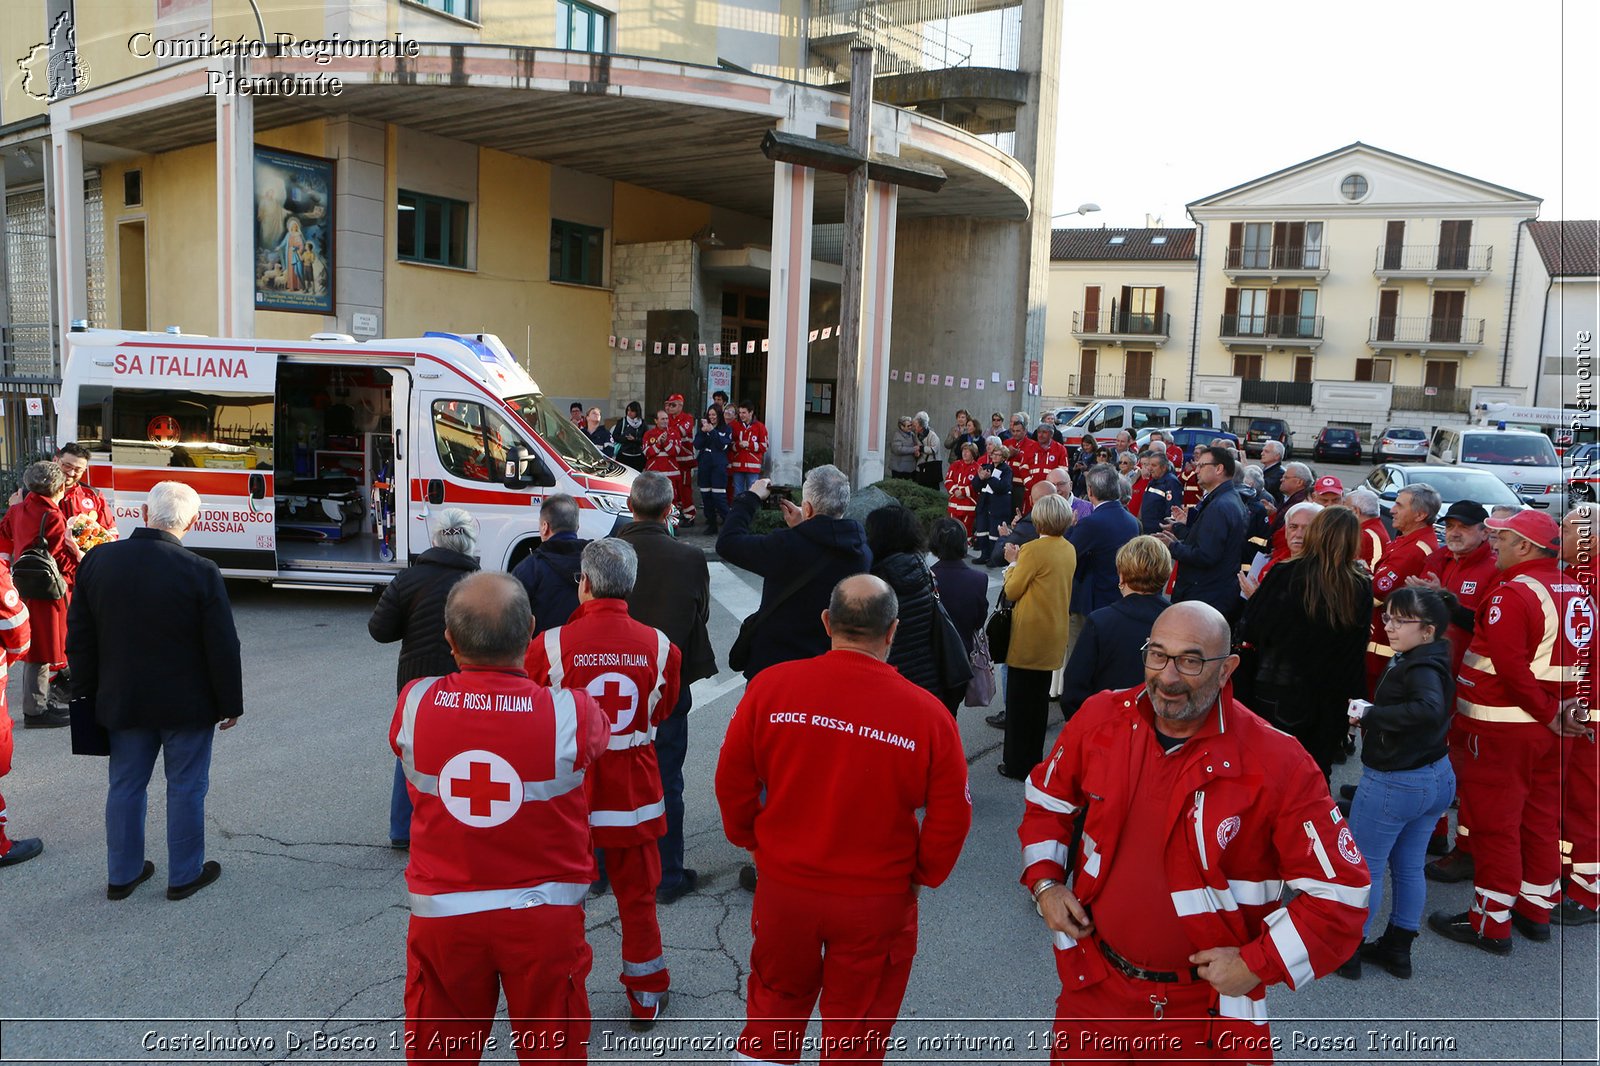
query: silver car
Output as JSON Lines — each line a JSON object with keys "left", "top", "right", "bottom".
{"left": 1372, "top": 426, "right": 1429, "bottom": 463}
{"left": 1364, "top": 463, "right": 1528, "bottom": 540}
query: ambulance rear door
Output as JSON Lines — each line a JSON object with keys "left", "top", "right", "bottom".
{"left": 83, "top": 338, "right": 279, "bottom": 576}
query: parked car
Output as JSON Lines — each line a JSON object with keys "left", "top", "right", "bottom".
{"left": 1052, "top": 407, "right": 1082, "bottom": 427}
{"left": 1363, "top": 464, "right": 1528, "bottom": 540}
{"left": 1058, "top": 399, "right": 1225, "bottom": 450}
{"left": 1571, "top": 461, "right": 1599, "bottom": 503}
{"left": 1243, "top": 417, "right": 1294, "bottom": 459}
{"left": 1427, "top": 424, "right": 1565, "bottom": 511}
{"left": 1371, "top": 425, "right": 1429, "bottom": 463}
{"left": 1565, "top": 442, "right": 1600, "bottom": 468}
{"left": 1134, "top": 426, "right": 1241, "bottom": 463}
{"left": 1312, "top": 426, "right": 1362, "bottom": 463}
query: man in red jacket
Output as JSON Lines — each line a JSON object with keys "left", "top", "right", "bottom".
{"left": 1025, "top": 424, "right": 1067, "bottom": 491}
{"left": 392, "top": 572, "right": 610, "bottom": 1062}
{"left": 664, "top": 393, "right": 697, "bottom": 525}
{"left": 1430, "top": 509, "right": 1596, "bottom": 952}
{"left": 1021, "top": 601, "right": 1367, "bottom": 1061}
{"left": 716, "top": 574, "right": 971, "bottom": 1066}
{"left": 729, "top": 401, "right": 768, "bottom": 498}
{"left": 1555, "top": 502, "right": 1600, "bottom": 926}
{"left": 0, "top": 567, "right": 37, "bottom": 869}
{"left": 1367, "top": 484, "right": 1441, "bottom": 693}
{"left": 525, "top": 539, "right": 682, "bottom": 1028}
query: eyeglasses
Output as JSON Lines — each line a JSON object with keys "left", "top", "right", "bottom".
{"left": 1194, "top": 461, "right": 1220, "bottom": 470}
{"left": 1381, "top": 614, "right": 1422, "bottom": 628}
{"left": 1141, "top": 640, "right": 1230, "bottom": 677}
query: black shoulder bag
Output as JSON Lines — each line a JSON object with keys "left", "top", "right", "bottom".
{"left": 727, "top": 554, "right": 834, "bottom": 673}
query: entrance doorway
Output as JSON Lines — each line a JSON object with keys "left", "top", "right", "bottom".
{"left": 117, "top": 220, "right": 148, "bottom": 331}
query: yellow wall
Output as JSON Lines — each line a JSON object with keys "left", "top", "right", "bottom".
{"left": 1043, "top": 258, "right": 1196, "bottom": 401}
{"left": 1, "top": 0, "right": 49, "bottom": 123}
{"left": 613, "top": 184, "right": 709, "bottom": 243}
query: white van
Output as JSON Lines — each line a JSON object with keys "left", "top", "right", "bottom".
{"left": 1427, "top": 423, "right": 1564, "bottom": 511}
{"left": 58, "top": 328, "right": 635, "bottom": 588}
{"left": 1058, "top": 399, "right": 1225, "bottom": 450}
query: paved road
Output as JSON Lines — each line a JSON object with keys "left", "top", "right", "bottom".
{"left": 1, "top": 520, "right": 1593, "bottom": 1064}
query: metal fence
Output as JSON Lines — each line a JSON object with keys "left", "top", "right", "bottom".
{"left": 1369, "top": 316, "right": 1485, "bottom": 345}
{"left": 1067, "top": 373, "right": 1166, "bottom": 400}
{"left": 1390, "top": 385, "right": 1473, "bottom": 413}
{"left": 1219, "top": 314, "right": 1324, "bottom": 340}
{"left": 1072, "top": 310, "right": 1170, "bottom": 336}
{"left": 1374, "top": 244, "right": 1493, "bottom": 272}
{"left": 1239, "top": 380, "right": 1314, "bottom": 406}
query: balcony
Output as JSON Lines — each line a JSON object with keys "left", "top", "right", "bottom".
{"left": 1368, "top": 316, "right": 1485, "bottom": 353}
{"left": 1390, "top": 384, "right": 1474, "bottom": 413}
{"left": 1374, "top": 245, "right": 1494, "bottom": 284}
{"left": 1222, "top": 245, "right": 1330, "bottom": 281}
{"left": 1068, "top": 373, "right": 1167, "bottom": 400}
{"left": 1219, "top": 314, "right": 1324, "bottom": 350}
{"left": 1071, "top": 310, "right": 1171, "bottom": 346}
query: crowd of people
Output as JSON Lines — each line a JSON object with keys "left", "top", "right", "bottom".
{"left": 0, "top": 403, "right": 1595, "bottom": 1065}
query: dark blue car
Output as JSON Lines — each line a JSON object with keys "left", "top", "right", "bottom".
{"left": 1312, "top": 426, "right": 1362, "bottom": 463}
{"left": 1136, "top": 427, "right": 1241, "bottom": 463}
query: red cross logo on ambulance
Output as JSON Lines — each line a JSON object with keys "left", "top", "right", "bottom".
{"left": 1567, "top": 597, "right": 1596, "bottom": 651}
{"left": 588, "top": 672, "right": 641, "bottom": 734}
{"left": 439, "top": 749, "right": 523, "bottom": 828}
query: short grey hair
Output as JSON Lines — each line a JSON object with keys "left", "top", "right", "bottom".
{"left": 145, "top": 481, "right": 202, "bottom": 531}
{"left": 827, "top": 574, "right": 898, "bottom": 641}
{"left": 1085, "top": 463, "right": 1121, "bottom": 503}
{"left": 540, "top": 493, "right": 580, "bottom": 534}
{"left": 1285, "top": 500, "right": 1324, "bottom": 524}
{"left": 1284, "top": 461, "right": 1314, "bottom": 483}
{"left": 803, "top": 464, "right": 851, "bottom": 518}
{"left": 1399, "top": 483, "right": 1442, "bottom": 522}
{"left": 23, "top": 460, "right": 64, "bottom": 496}
{"left": 1241, "top": 464, "right": 1266, "bottom": 492}
{"left": 445, "top": 572, "right": 531, "bottom": 662}
{"left": 1011, "top": 411, "right": 1029, "bottom": 428}
{"left": 581, "top": 538, "right": 637, "bottom": 599}
{"left": 430, "top": 507, "right": 478, "bottom": 555}
{"left": 915, "top": 411, "right": 931, "bottom": 430}
{"left": 628, "top": 471, "right": 675, "bottom": 521}
{"left": 1261, "top": 440, "right": 1286, "bottom": 460}
{"left": 1490, "top": 504, "right": 1520, "bottom": 519}
{"left": 986, "top": 435, "right": 1005, "bottom": 451}
{"left": 1346, "top": 487, "right": 1381, "bottom": 518}
{"left": 1117, "top": 450, "right": 1138, "bottom": 466}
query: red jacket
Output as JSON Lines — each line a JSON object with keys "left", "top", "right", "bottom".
{"left": 642, "top": 427, "right": 681, "bottom": 476}
{"left": 715, "top": 649, "right": 971, "bottom": 896}
{"left": 1025, "top": 440, "right": 1067, "bottom": 488}
{"left": 1368, "top": 525, "right": 1440, "bottom": 664}
{"left": 1006, "top": 432, "right": 1032, "bottom": 486}
{"left": 390, "top": 667, "right": 610, "bottom": 917}
{"left": 668, "top": 412, "right": 697, "bottom": 463}
{"left": 1426, "top": 539, "right": 1500, "bottom": 677}
{"left": 1358, "top": 517, "right": 1390, "bottom": 574}
{"left": 0, "top": 566, "right": 32, "bottom": 778}
{"left": 525, "top": 598, "right": 681, "bottom": 846}
{"left": 1019, "top": 684, "right": 1368, "bottom": 1024}
{"left": 1456, "top": 557, "right": 1595, "bottom": 730}
{"left": 62, "top": 482, "right": 113, "bottom": 533}
{"left": 730, "top": 419, "right": 768, "bottom": 476}
{"left": 945, "top": 459, "right": 979, "bottom": 510}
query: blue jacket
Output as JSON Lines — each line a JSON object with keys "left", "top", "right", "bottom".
{"left": 1068, "top": 499, "right": 1140, "bottom": 616}
{"left": 1139, "top": 470, "right": 1184, "bottom": 534}
{"left": 510, "top": 532, "right": 588, "bottom": 636}
{"left": 1059, "top": 593, "right": 1169, "bottom": 716}
{"left": 1169, "top": 480, "right": 1248, "bottom": 617}
{"left": 695, "top": 424, "right": 734, "bottom": 489}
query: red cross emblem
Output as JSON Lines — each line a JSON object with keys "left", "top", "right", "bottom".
{"left": 1567, "top": 598, "right": 1595, "bottom": 650}
{"left": 588, "top": 672, "right": 641, "bottom": 734}
{"left": 438, "top": 749, "right": 523, "bottom": 827}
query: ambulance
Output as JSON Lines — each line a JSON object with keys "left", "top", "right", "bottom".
{"left": 57, "top": 327, "right": 635, "bottom": 588}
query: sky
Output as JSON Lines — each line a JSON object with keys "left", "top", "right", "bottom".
{"left": 1052, "top": 0, "right": 1598, "bottom": 230}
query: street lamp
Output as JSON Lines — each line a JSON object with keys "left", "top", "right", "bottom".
{"left": 1051, "top": 203, "right": 1101, "bottom": 220}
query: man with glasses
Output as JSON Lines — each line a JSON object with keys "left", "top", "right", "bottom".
{"left": 1156, "top": 446, "right": 1247, "bottom": 620}
{"left": 1019, "top": 601, "right": 1366, "bottom": 1058}
{"left": 1366, "top": 485, "right": 1442, "bottom": 693}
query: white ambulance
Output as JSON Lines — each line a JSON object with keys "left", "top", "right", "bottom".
{"left": 58, "top": 327, "right": 635, "bottom": 588}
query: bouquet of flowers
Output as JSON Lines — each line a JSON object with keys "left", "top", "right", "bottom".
{"left": 67, "top": 514, "right": 117, "bottom": 553}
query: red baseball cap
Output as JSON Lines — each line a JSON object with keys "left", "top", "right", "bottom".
{"left": 666, "top": 393, "right": 685, "bottom": 403}
{"left": 1313, "top": 475, "right": 1344, "bottom": 496}
{"left": 1485, "top": 509, "right": 1561, "bottom": 549}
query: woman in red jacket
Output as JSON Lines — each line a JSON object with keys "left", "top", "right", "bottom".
{"left": 944, "top": 441, "right": 981, "bottom": 539}
{"left": 5, "top": 461, "right": 81, "bottom": 727}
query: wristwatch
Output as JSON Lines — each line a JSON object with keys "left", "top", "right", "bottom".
{"left": 1030, "top": 878, "right": 1060, "bottom": 916}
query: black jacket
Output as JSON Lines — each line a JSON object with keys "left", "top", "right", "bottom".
{"left": 873, "top": 551, "right": 942, "bottom": 696}
{"left": 1360, "top": 638, "right": 1454, "bottom": 772}
{"left": 1139, "top": 470, "right": 1184, "bottom": 535}
{"left": 67, "top": 528, "right": 243, "bottom": 731}
{"left": 1058, "top": 593, "right": 1170, "bottom": 716}
{"left": 1239, "top": 487, "right": 1273, "bottom": 565}
{"left": 367, "top": 546, "right": 480, "bottom": 692}
{"left": 932, "top": 557, "right": 989, "bottom": 656}
{"left": 989, "top": 514, "right": 1039, "bottom": 567}
{"left": 615, "top": 520, "right": 716, "bottom": 686}
{"left": 1262, "top": 461, "right": 1285, "bottom": 508}
{"left": 1069, "top": 500, "right": 1140, "bottom": 616}
{"left": 1169, "top": 480, "right": 1248, "bottom": 618}
{"left": 612, "top": 417, "right": 647, "bottom": 467}
{"left": 716, "top": 493, "right": 871, "bottom": 679}
{"left": 511, "top": 534, "right": 589, "bottom": 636}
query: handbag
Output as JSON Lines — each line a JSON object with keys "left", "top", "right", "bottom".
{"left": 964, "top": 628, "right": 997, "bottom": 708}
{"left": 12, "top": 514, "right": 68, "bottom": 601}
{"left": 984, "top": 587, "right": 1014, "bottom": 664}
{"left": 69, "top": 695, "right": 110, "bottom": 757}
{"left": 927, "top": 570, "right": 973, "bottom": 697}
{"left": 728, "top": 554, "right": 834, "bottom": 673}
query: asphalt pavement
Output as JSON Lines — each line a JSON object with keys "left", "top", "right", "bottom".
{"left": 0, "top": 501, "right": 1594, "bottom": 1064}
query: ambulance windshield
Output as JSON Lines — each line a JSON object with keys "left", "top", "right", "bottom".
{"left": 505, "top": 393, "right": 623, "bottom": 477}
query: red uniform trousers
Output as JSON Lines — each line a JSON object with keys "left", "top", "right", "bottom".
{"left": 405, "top": 906, "right": 590, "bottom": 1063}
{"left": 737, "top": 879, "right": 917, "bottom": 1065}
{"left": 1052, "top": 965, "right": 1274, "bottom": 1065}
{"left": 948, "top": 499, "right": 975, "bottom": 538}
{"left": 601, "top": 843, "right": 670, "bottom": 1008}
{"left": 1563, "top": 732, "right": 1600, "bottom": 909}
{"left": 675, "top": 461, "right": 697, "bottom": 521}
{"left": 1452, "top": 718, "right": 1564, "bottom": 938}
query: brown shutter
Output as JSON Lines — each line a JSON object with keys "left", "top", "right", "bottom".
{"left": 1153, "top": 286, "right": 1165, "bottom": 328}
{"left": 1083, "top": 285, "right": 1101, "bottom": 331}
{"left": 1384, "top": 221, "right": 1405, "bottom": 270}
{"left": 1377, "top": 289, "right": 1398, "bottom": 342}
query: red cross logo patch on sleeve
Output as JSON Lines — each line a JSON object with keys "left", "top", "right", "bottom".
{"left": 588, "top": 672, "right": 642, "bottom": 735}
{"left": 438, "top": 749, "right": 524, "bottom": 828}
{"left": 1566, "top": 598, "right": 1595, "bottom": 650}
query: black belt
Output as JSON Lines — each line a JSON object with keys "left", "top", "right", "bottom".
{"left": 1097, "top": 938, "right": 1202, "bottom": 984}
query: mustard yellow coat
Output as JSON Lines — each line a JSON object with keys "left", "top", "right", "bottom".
{"left": 1001, "top": 534, "right": 1077, "bottom": 671}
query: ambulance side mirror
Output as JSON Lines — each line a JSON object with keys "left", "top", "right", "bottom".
{"left": 504, "top": 446, "right": 529, "bottom": 490}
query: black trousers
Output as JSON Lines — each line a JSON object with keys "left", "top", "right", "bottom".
{"left": 1002, "top": 666, "right": 1054, "bottom": 777}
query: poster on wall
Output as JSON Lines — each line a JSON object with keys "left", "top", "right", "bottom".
{"left": 254, "top": 147, "right": 334, "bottom": 314}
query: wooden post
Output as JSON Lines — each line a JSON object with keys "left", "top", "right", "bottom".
{"left": 832, "top": 43, "right": 873, "bottom": 484}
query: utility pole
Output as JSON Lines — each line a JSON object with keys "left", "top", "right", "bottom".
{"left": 832, "top": 42, "right": 873, "bottom": 483}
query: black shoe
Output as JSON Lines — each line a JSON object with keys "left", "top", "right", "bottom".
{"left": 1426, "top": 834, "right": 1450, "bottom": 856}
{"left": 389, "top": 838, "right": 409, "bottom": 850}
{"left": 1336, "top": 799, "right": 1352, "bottom": 818}
{"left": 996, "top": 763, "right": 1028, "bottom": 781}
{"left": 107, "top": 859, "right": 155, "bottom": 899}
{"left": 1359, "top": 922, "right": 1417, "bottom": 978}
{"left": 1333, "top": 950, "right": 1361, "bottom": 980}
{"left": 1428, "top": 910, "right": 1511, "bottom": 956}
{"left": 657, "top": 868, "right": 699, "bottom": 905}
{"left": 1551, "top": 898, "right": 1600, "bottom": 926}
{"left": 984, "top": 712, "right": 1007, "bottom": 730}
{"left": 23, "top": 710, "right": 70, "bottom": 729}
{"left": 1338, "top": 784, "right": 1358, "bottom": 801}
{"left": 589, "top": 875, "right": 609, "bottom": 899}
{"left": 0, "top": 837, "right": 43, "bottom": 868}
{"left": 167, "top": 860, "right": 222, "bottom": 901}
{"left": 1510, "top": 910, "right": 1552, "bottom": 942}
{"left": 1425, "top": 849, "right": 1474, "bottom": 884}
{"left": 738, "top": 864, "right": 757, "bottom": 892}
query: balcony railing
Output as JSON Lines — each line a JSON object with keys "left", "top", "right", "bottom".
{"left": 1389, "top": 384, "right": 1472, "bottom": 413}
{"left": 1072, "top": 310, "right": 1171, "bottom": 337}
{"left": 1369, "top": 316, "right": 1486, "bottom": 346}
{"left": 1374, "top": 245, "right": 1494, "bottom": 273}
{"left": 1223, "top": 246, "right": 1328, "bottom": 271}
{"left": 1219, "top": 314, "right": 1324, "bottom": 341}
{"left": 1239, "top": 380, "right": 1314, "bottom": 406}
{"left": 1068, "top": 373, "right": 1167, "bottom": 400}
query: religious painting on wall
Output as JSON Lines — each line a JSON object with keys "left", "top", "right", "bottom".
{"left": 254, "top": 147, "right": 334, "bottom": 314}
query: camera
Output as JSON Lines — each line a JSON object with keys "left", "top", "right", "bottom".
{"left": 762, "top": 485, "right": 796, "bottom": 509}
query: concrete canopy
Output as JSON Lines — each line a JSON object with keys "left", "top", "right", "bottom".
{"left": 51, "top": 45, "right": 1032, "bottom": 225}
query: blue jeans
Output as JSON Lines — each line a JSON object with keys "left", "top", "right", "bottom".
{"left": 1349, "top": 756, "right": 1456, "bottom": 935}
{"left": 390, "top": 758, "right": 412, "bottom": 844}
{"left": 731, "top": 472, "right": 758, "bottom": 496}
{"left": 655, "top": 687, "right": 692, "bottom": 889}
{"left": 106, "top": 726, "right": 216, "bottom": 887}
